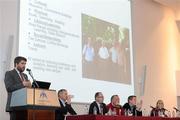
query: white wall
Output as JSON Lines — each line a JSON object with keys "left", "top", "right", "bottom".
{"left": 0, "top": 1, "right": 3, "bottom": 119}
{"left": 0, "top": 0, "right": 180, "bottom": 120}
{"left": 132, "top": 0, "right": 180, "bottom": 112}
{"left": 0, "top": 0, "right": 19, "bottom": 120}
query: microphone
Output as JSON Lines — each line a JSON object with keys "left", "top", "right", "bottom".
{"left": 173, "top": 107, "right": 180, "bottom": 112}
{"left": 150, "top": 106, "right": 155, "bottom": 109}
{"left": 26, "top": 68, "right": 39, "bottom": 88}
{"left": 162, "top": 108, "right": 168, "bottom": 111}
{"left": 26, "top": 68, "right": 31, "bottom": 72}
{"left": 100, "top": 103, "right": 104, "bottom": 114}
{"left": 150, "top": 106, "right": 168, "bottom": 111}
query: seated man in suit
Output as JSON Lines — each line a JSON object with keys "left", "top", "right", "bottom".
{"left": 55, "top": 89, "right": 77, "bottom": 120}
{"left": 123, "top": 95, "right": 142, "bottom": 116}
{"left": 89, "top": 92, "right": 108, "bottom": 115}
{"left": 107, "top": 95, "right": 124, "bottom": 115}
{"left": 150, "top": 100, "right": 168, "bottom": 117}
{"left": 4, "top": 56, "right": 31, "bottom": 120}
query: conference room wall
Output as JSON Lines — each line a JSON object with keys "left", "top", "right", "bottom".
{"left": 132, "top": 0, "right": 180, "bottom": 112}
{"left": 0, "top": 0, "right": 19, "bottom": 120}
{"left": 0, "top": 1, "right": 3, "bottom": 119}
{"left": 1, "top": 0, "right": 180, "bottom": 120}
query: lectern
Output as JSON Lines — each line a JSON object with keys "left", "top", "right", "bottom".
{"left": 10, "top": 88, "right": 60, "bottom": 120}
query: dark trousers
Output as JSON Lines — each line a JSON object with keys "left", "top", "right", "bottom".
{"left": 9, "top": 111, "right": 16, "bottom": 120}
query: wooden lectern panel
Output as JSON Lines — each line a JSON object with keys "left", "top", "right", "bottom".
{"left": 34, "top": 89, "right": 59, "bottom": 107}
{"left": 15, "top": 109, "right": 55, "bottom": 120}
{"left": 28, "top": 109, "right": 55, "bottom": 120}
{"left": 27, "top": 88, "right": 34, "bottom": 105}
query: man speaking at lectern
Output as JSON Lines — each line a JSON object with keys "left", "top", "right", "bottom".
{"left": 4, "top": 56, "right": 31, "bottom": 120}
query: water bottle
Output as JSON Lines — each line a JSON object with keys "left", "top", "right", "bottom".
{"left": 153, "top": 111, "right": 156, "bottom": 117}
{"left": 100, "top": 107, "right": 103, "bottom": 115}
{"left": 143, "top": 109, "right": 147, "bottom": 116}
{"left": 124, "top": 109, "right": 127, "bottom": 116}
{"left": 172, "top": 110, "right": 176, "bottom": 118}
{"left": 108, "top": 109, "right": 112, "bottom": 115}
{"left": 85, "top": 105, "right": 89, "bottom": 114}
{"left": 112, "top": 108, "right": 116, "bottom": 116}
{"left": 100, "top": 104, "right": 103, "bottom": 115}
{"left": 168, "top": 111, "right": 171, "bottom": 117}
{"left": 158, "top": 111, "right": 161, "bottom": 117}
{"left": 135, "top": 109, "right": 137, "bottom": 117}
{"left": 93, "top": 106, "right": 97, "bottom": 115}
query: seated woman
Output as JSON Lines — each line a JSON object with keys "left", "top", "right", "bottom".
{"left": 150, "top": 100, "right": 168, "bottom": 117}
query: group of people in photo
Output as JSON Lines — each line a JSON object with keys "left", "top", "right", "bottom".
{"left": 82, "top": 36, "right": 131, "bottom": 84}
{"left": 82, "top": 14, "right": 131, "bottom": 84}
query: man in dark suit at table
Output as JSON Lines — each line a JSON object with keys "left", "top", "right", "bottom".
{"left": 4, "top": 56, "right": 32, "bottom": 120}
{"left": 55, "top": 89, "right": 77, "bottom": 120}
{"left": 89, "top": 92, "right": 108, "bottom": 115}
{"left": 123, "top": 95, "right": 142, "bottom": 116}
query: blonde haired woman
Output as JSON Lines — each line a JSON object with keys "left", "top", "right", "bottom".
{"left": 150, "top": 100, "right": 168, "bottom": 117}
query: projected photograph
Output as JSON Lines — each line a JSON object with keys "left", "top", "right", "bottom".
{"left": 82, "top": 14, "right": 131, "bottom": 84}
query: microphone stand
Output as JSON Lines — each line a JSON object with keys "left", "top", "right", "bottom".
{"left": 173, "top": 107, "right": 180, "bottom": 113}
{"left": 27, "top": 70, "right": 39, "bottom": 88}
{"left": 27, "top": 70, "right": 39, "bottom": 120}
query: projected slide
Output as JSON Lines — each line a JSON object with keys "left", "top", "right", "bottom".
{"left": 82, "top": 14, "right": 131, "bottom": 84}
{"left": 18, "top": 0, "right": 134, "bottom": 103}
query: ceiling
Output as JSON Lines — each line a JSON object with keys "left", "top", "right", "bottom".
{"left": 154, "top": 0, "right": 180, "bottom": 11}
{"left": 154, "top": 0, "right": 180, "bottom": 32}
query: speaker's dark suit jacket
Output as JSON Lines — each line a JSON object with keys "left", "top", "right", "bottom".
{"left": 88, "top": 101, "right": 108, "bottom": 115}
{"left": 55, "top": 99, "right": 77, "bottom": 120}
{"left": 4, "top": 69, "right": 28, "bottom": 112}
